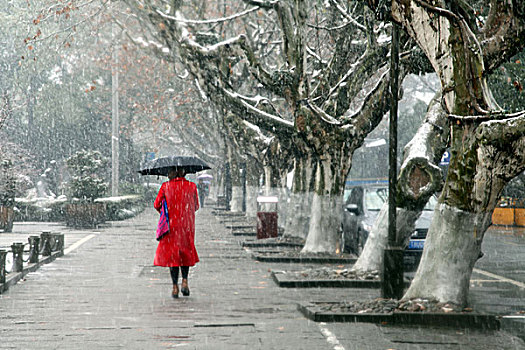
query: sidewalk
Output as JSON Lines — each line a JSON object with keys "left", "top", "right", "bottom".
{"left": 0, "top": 221, "right": 94, "bottom": 252}
{"left": 0, "top": 208, "right": 523, "bottom": 349}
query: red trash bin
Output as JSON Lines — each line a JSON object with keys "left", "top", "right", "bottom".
{"left": 256, "top": 196, "right": 279, "bottom": 239}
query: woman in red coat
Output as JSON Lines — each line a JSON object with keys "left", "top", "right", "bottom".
{"left": 153, "top": 168, "right": 199, "bottom": 298}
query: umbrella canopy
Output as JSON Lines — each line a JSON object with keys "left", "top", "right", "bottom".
{"left": 138, "top": 156, "right": 211, "bottom": 176}
{"left": 197, "top": 174, "right": 213, "bottom": 180}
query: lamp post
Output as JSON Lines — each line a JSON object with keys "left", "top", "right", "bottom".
{"left": 111, "top": 21, "right": 119, "bottom": 197}
{"left": 381, "top": 23, "right": 404, "bottom": 300}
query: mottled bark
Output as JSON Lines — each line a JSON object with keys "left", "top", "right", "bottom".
{"left": 246, "top": 160, "right": 262, "bottom": 217}
{"left": 353, "top": 92, "right": 449, "bottom": 272}
{"left": 403, "top": 203, "right": 490, "bottom": 305}
{"left": 302, "top": 159, "right": 345, "bottom": 253}
{"left": 283, "top": 152, "right": 316, "bottom": 240}
{"left": 379, "top": 0, "right": 525, "bottom": 305}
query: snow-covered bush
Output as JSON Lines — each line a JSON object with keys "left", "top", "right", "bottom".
{"left": 66, "top": 150, "right": 108, "bottom": 202}
{"left": 0, "top": 159, "right": 16, "bottom": 206}
{"left": 95, "top": 195, "right": 145, "bottom": 221}
{"left": 14, "top": 196, "right": 67, "bottom": 221}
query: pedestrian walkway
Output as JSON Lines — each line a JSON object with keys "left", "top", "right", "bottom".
{"left": 0, "top": 208, "right": 523, "bottom": 349}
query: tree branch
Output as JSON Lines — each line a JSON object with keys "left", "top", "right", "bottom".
{"left": 157, "top": 6, "right": 260, "bottom": 25}
{"left": 329, "top": 0, "right": 367, "bottom": 32}
{"left": 222, "top": 88, "right": 295, "bottom": 132}
{"left": 397, "top": 93, "right": 448, "bottom": 208}
{"left": 481, "top": 0, "right": 525, "bottom": 74}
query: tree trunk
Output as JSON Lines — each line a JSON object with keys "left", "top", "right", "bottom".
{"left": 403, "top": 203, "right": 490, "bottom": 305}
{"left": 352, "top": 203, "right": 420, "bottom": 272}
{"left": 229, "top": 159, "right": 243, "bottom": 212}
{"left": 245, "top": 160, "right": 261, "bottom": 217}
{"left": 283, "top": 155, "right": 316, "bottom": 240}
{"left": 353, "top": 93, "right": 448, "bottom": 272}
{"left": 380, "top": 0, "right": 525, "bottom": 306}
{"left": 302, "top": 156, "right": 347, "bottom": 254}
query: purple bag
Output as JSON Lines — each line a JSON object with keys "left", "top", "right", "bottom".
{"left": 156, "top": 200, "right": 169, "bottom": 241}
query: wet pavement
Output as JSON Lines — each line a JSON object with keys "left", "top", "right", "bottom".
{"left": 0, "top": 207, "right": 524, "bottom": 349}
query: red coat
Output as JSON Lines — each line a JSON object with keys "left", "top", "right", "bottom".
{"left": 153, "top": 177, "right": 200, "bottom": 267}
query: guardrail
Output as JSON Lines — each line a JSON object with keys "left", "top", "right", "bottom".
{"left": 0, "top": 231, "right": 64, "bottom": 293}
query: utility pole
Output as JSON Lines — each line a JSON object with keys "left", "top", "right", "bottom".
{"left": 111, "top": 22, "right": 119, "bottom": 197}
{"left": 381, "top": 23, "right": 404, "bottom": 299}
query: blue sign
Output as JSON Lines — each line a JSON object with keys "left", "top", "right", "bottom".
{"left": 440, "top": 150, "right": 450, "bottom": 165}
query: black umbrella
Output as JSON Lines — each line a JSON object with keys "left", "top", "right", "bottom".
{"left": 138, "top": 156, "right": 211, "bottom": 176}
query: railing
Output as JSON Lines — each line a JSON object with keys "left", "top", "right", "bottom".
{"left": 0, "top": 231, "right": 64, "bottom": 285}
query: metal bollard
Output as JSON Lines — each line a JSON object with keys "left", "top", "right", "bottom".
{"left": 28, "top": 236, "right": 40, "bottom": 263}
{"left": 40, "top": 231, "right": 52, "bottom": 257}
{"left": 0, "top": 250, "right": 7, "bottom": 284}
{"left": 51, "top": 233, "right": 64, "bottom": 255}
{"left": 11, "top": 243, "right": 24, "bottom": 273}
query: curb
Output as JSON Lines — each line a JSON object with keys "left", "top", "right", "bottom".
{"left": 212, "top": 211, "right": 244, "bottom": 216}
{"left": 298, "top": 302, "right": 501, "bottom": 330}
{"left": 271, "top": 271, "right": 381, "bottom": 288}
{"left": 225, "top": 225, "right": 255, "bottom": 230}
{"left": 252, "top": 253, "right": 356, "bottom": 264}
{"left": 232, "top": 231, "right": 257, "bottom": 236}
{"left": 242, "top": 241, "right": 303, "bottom": 248}
{"left": 0, "top": 251, "right": 63, "bottom": 294}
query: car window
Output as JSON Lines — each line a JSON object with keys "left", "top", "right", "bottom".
{"left": 365, "top": 188, "right": 387, "bottom": 211}
{"left": 349, "top": 185, "right": 437, "bottom": 212}
{"left": 423, "top": 195, "right": 438, "bottom": 210}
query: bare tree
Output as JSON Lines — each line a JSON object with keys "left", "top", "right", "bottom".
{"left": 364, "top": 0, "right": 525, "bottom": 306}
{"left": 124, "top": 0, "right": 436, "bottom": 254}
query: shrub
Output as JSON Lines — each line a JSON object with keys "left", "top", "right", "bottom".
{"left": 95, "top": 195, "right": 145, "bottom": 221}
{"left": 0, "top": 159, "right": 16, "bottom": 206}
{"left": 66, "top": 150, "right": 108, "bottom": 202}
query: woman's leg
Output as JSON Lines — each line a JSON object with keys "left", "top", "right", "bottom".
{"left": 181, "top": 266, "right": 190, "bottom": 296}
{"left": 170, "top": 266, "right": 180, "bottom": 284}
{"left": 181, "top": 266, "right": 189, "bottom": 280}
{"left": 170, "top": 267, "right": 180, "bottom": 298}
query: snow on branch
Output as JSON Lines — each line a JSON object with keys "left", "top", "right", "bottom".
{"left": 329, "top": 0, "right": 367, "bottom": 32}
{"left": 156, "top": 6, "right": 260, "bottom": 25}
{"left": 304, "top": 101, "right": 341, "bottom": 125}
{"left": 194, "top": 79, "right": 207, "bottom": 101}
{"left": 157, "top": 10, "right": 246, "bottom": 55}
{"left": 306, "top": 46, "right": 327, "bottom": 65}
{"left": 242, "top": 0, "right": 278, "bottom": 9}
{"left": 477, "top": 112, "right": 525, "bottom": 144}
{"left": 340, "top": 64, "right": 389, "bottom": 124}
{"left": 242, "top": 120, "right": 274, "bottom": 145}
{"left": 222, "top": 88, "right": 294, "bottom": 129}
{"left": 449, "top": 110, "right": 525, "bottom": 122}
{"left": 325, "top": 51, "right": 367, "bottom": 100}
{"left": 398, "top": 93, "right": 448, "bottom": 205}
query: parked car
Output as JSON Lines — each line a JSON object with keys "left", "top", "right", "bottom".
{"left": 341, "top": 185, "right": 436, "bottom": 270}
{"left": 341, "top": 185, "right": 386, "bottom": 255}
{"left": 404, "top": 198, "right": 436, "bottom": 271}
